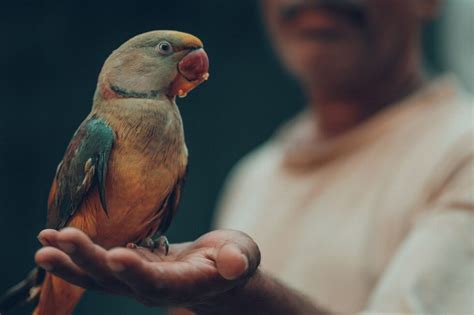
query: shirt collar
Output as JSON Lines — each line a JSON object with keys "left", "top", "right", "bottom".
{"left": 276, "top": 75, "right": 462, "bottom": 170}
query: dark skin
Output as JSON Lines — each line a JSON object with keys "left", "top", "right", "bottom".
{"left": 36, "top": 228, "right": 318, "bottom": 314}
{"left": 262, "top": 0, "right": 439, "bottom": 138}
{"left": 36, "top": 0, "right": 440, "bottom": 313}
{"left": 36, "top": 228, "right": 259, "bottom": 309}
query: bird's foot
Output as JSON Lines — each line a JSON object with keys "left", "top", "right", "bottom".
{"left": 155, "top": 235, "right": 170, "bottom": 255}
{"left": 126, "top": 242, "right": 139, "bottom": 249}
{"left": 136, "top": 235, "right": 170, "bottom": 255}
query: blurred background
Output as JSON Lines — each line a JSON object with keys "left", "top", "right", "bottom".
{"left": 0, "top": 1, "right": 471, "bottom": 314}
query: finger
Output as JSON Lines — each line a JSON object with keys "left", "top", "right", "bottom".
{"left": 37, "top": 229, "right": 60, "bottom": 247}
{"left": 53, "top": 228, "right": 128, "bottom": 291}
{"left": 203, "top": 230, "right": 261, "bottom": 280}
{"left": 216, "top": 244, "right": 249, "bottom": 280}
{"left": 35, "top": 247, "right": 97, "bottom": 289}
{"left": 105, "top": 248, "right": 166, "bottom": 297}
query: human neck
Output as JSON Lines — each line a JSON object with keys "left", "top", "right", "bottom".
{"left": 307, "top": 61, "right": 424, "bottom": 140}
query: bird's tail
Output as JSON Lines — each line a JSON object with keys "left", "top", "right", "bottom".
{"left": 0, "top": 268, "right": 85, "bottom": 315}
{"left": 33, "top": 272, "right": 85, "bottom": 315}
{"left": 0, "top": 267, "right": 45, "bottom": 313}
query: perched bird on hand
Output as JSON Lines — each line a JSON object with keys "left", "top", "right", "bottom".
{"left": 0, "top": 30, "right": 209, "bottom": 315}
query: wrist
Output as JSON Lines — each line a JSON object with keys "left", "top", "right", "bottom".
{"left": 188, "top": 268, "right": 264, "bottom": 314}
{"left": 188, "top": 269, "right": 327, "bottom": 315}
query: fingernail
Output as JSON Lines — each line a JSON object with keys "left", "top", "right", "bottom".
{"left": 37, "top": 235, "right": 50, "bottom": 247}
{"left": 57, "top": 241, "right": 76, "bottom": 254}
{"left": 39, "top": 263, "right": 53, "bottom": 272}
{"left": 108, "top": 260, "right": 125, "bottom": 272}
{"left": 241, "top": 254, "right": 249, "bottom": 272}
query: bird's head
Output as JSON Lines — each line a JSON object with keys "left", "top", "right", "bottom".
{"left": 96, "top": 30, "right": 209, "bottom": 101}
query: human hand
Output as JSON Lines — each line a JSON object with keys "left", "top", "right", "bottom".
{"left": 35, "top": 228, "right": 260, "bottom": 309}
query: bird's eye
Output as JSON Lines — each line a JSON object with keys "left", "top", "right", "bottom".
{"left": 156, "top": 41, "right": 173, "bottom": 55}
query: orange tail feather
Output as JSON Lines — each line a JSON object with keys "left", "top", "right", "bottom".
{"left": 33, "top": 273, "right": 84, "bottom": 315}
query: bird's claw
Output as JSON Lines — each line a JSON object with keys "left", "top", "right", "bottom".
{"left": 156, "top": 235, "right": 170, "bottom": 255}
{"left": 126, "top": 242, "right": 138, "bottom": 249}
{"left": 136, "top": 235, "right": 170, "bottom": 255}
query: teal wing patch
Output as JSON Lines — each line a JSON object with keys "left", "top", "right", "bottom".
{"left": 156, "top": 176, "right": 185, "bottom": 235}
{"left": 146, "top": 170, "right": 186, "bottom": 243}
{"left": 47, "top": 117, "right": 115, "bottom": 229}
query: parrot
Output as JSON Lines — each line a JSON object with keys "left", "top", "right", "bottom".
{"left": 0, "top": 30, "right": 209, "bottom": 315}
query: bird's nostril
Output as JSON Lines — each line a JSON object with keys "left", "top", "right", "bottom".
{"left": 178, "top": 49, "right": 209, "bottom": 81}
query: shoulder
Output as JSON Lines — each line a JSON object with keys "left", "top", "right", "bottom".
{"left": 404, "top": 79, "right": 474, "bottom": 213}
{"left": 82, "top": 117, "right": 115, "bottom": 140}
{"left": 401, "top": 76, "right": 474, "bottom": 161}
{"left": 429, "top": 83, "right": 474, "bottom": 158}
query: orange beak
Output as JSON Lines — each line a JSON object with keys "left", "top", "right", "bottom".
{"left": 169, "top": 48, "right": 209, "bottom": 98}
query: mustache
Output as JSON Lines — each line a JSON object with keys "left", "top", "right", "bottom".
{"left": 280, "top": 0, "right": 367, "bottom": 27}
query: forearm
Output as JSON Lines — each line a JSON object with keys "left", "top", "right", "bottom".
{"left": 191, "top": 269, "right": 330, "bottom": 315}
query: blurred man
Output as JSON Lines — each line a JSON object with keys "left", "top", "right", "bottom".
{"left": 35, "top": 0, "right": 473, "bottom": 314}
{"left": 215, "top": 0, "right": 474, "bottom": 313}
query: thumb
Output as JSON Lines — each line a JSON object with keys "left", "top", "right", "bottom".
{"left": 215, "top": 243, "right": 250, "bottom": 280}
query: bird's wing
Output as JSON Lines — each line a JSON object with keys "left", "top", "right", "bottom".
{"left": 154, "top": 174, "right": 186, "bottom": 237}
{"left": 47, "top": 117, "right": 115, "bottom": 229}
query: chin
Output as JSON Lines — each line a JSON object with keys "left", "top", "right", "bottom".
{"left": 278, "top": 38, "right": 370, "bottom": 92}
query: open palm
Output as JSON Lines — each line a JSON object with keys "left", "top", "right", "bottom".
{"left": 35, "top": 228, "right": 260, "bottom": 309}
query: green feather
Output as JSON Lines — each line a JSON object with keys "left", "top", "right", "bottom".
{"left": 47, "top": 117, "right": 115, "bottom": 229}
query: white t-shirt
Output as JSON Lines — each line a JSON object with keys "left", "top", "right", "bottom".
{"left": 216, "top": 76, "right": 474, "bottom": 314}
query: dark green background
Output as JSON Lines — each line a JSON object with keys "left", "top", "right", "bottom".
{"left": 0, "top": 1, "right": 442, "bottom": 314}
